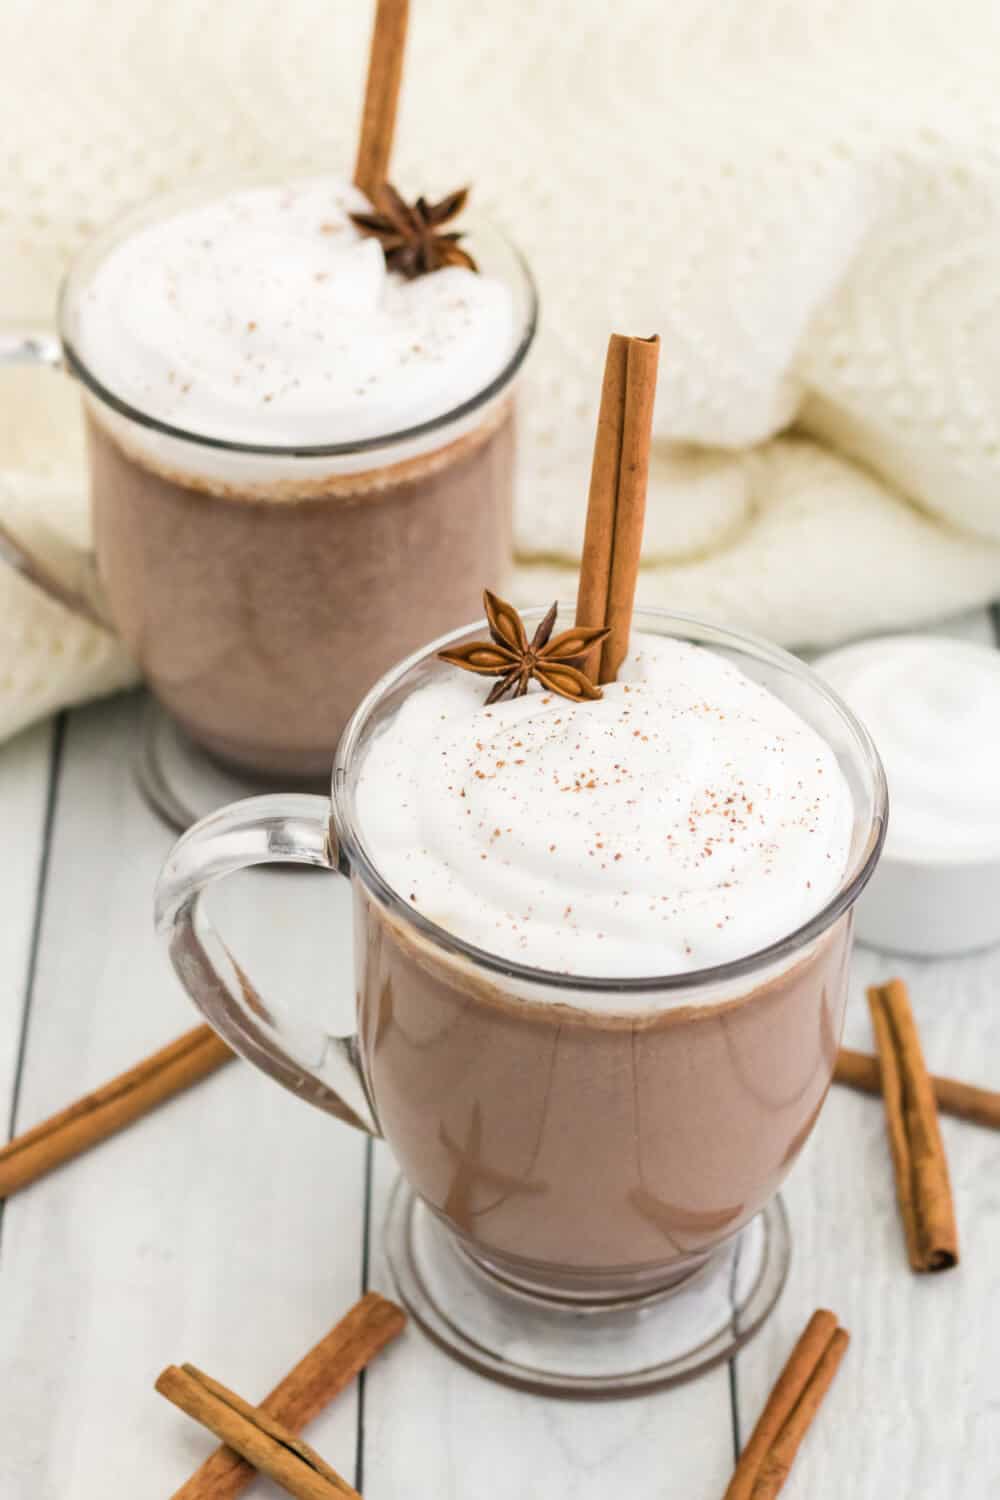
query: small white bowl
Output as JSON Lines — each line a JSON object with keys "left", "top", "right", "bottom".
{"left": 852, "top": 847, "right": 1000, "bottom": 957}
{"left": 815, "top": 635, "right": 1000, "bottom": 957}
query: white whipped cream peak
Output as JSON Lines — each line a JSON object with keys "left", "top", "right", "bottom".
{"left": 355, "top": 632, "right": 853, "bottom": 985}
{"left": 75, "top": 177, "right": 515, "bottom": 448}
{"left": 818, "top": 634, "right": 1000, "bottom": 863}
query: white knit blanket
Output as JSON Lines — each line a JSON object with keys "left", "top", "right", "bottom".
{"left": 3, "top": 0, "right": 1000, "bottom": 745}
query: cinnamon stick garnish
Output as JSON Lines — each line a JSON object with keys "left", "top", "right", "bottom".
{"left": 575, "top": 335, "right": 626, "bottom": 678}
{"left": 0, "top": 1024, "right": 233, "bottom": 1198}
{"left": 835, "top": 1046, "right": 1000, "bottom": 1131}
{"left": 354, "top": 0, "right": 409, "bottom": 202}
{"left": 724, "top": 1309, "right": 849, "bottom": 1500}
{"left": 158, "top": 1366, "right": 358, "bottom": 1500}
{"left": 170, "top": 1292, "right": 404, "bottom": 1500}
{"left": 867, "top": 980, "right": 959, "bottom": 1272}
{"left": 575, "top": 333, "right": 660, "bottom": 683}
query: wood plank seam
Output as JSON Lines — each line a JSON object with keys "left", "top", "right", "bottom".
{"left": 353, "top": 1136, "right": 376, "bottom": 1495}
{"left": 0, "top": 713, "right": 66, "bottom": 1257}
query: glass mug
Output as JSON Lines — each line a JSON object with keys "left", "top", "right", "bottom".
{"left": 0, "top": 177, "right": 537, "bottom": 826}
{"left": 155, "top": 608, "right": 887, "bottom": 1397}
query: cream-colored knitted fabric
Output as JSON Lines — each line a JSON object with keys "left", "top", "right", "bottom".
{"left": 3, "top": 0, "right": 1000, "bottom": 744}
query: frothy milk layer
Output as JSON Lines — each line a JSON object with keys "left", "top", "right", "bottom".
{"left": 818, "top": 635, "right": 1000, "bottom": 862}
{"left": 74, "top": 178, "right": 516, "bottom": 450}
{"left": 355, "top": 633, "right": 853, "bottom": 984}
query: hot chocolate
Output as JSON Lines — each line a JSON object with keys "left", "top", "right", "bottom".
{"left": 70, "top": 177, "right": 527, "bottom": 776}
{"left": 156, "top": 604, "right": 885, "bottom": 1390}
{"left": 353, "top": 631, "right": 854, "bottom": 1292}
{"left": 358, "top": 902, "right": 849, "bottom": 1296}
{"left": 86, "top": 400, "right": 514, "bottom": 776}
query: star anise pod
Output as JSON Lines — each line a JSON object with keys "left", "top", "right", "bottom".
{"left": 349, "top": 183, "right": 478, "bottom": 278}
{"left": 438, "top": 591, "right": 610, "bottom": 705}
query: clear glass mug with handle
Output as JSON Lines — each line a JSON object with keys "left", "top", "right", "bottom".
{"left": 155, "top": 606, "right": 887, "bottom": 1398}
{"left": 0, "top": 177, "right": 537, "bottom": 828}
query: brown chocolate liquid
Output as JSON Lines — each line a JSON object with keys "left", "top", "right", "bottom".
{"left": 358, "top": 893, "right": 851, "bottom": 1299}
{"left": 87, "top": 402, "right": 514, "bottom": 777}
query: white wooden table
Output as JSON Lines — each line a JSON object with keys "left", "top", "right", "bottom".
{"left": 1, "top": 614, "right": 998, "bottom": 1499}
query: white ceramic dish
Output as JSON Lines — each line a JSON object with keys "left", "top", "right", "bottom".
{"left": 814, "top": 634, "right": 1000, "bottom": 957}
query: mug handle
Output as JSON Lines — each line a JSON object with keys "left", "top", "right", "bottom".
{"left": 0, "top": 327, "right": 112, "bottom": 628}
{"left": 154, "top": 792, "right": 380, "bottom": 1137}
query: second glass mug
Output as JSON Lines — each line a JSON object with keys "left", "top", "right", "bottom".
{"left": 0, "top": 177, "right": 538, "bottom": 824}
{"left": 155, "top": 607, "right": 887, "bottom": 1397}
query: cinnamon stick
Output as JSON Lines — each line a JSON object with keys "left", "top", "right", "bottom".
{"left": 0, "top": 1024, "right": 233, "bottom": 1198}
{"left": 724, "top": 1309, "right": 849, "bottom": 1500}
{"left": 867, "top": 980, "right": 959, "bottom": 1272}
{"left": 157, "top": 1365, "right": 358, "bottom": 1500}
{"left": 575, "top": 333, "right": 660, "bottom": 683}
{"left": 835, "top": 1046, "right": 1000, "bottom": 1131}
{"left": 171, "top": 1292, "right": 404, "bottom": 1500}
{"left": 354, "top": 0, "right": 409, "bottom": 202}
{"left": 575, "top": 335, "right": 627, "bottom": 678}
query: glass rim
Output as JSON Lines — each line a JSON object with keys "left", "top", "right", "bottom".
{"left": 332, "top": 605, "right": 889, "bottom": 994}
{"left": 56, "top": 175, "right": 538, "bottom": 458}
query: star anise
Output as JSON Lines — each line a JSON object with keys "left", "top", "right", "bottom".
{"left": 438, "top": 591, "right": 610, "bottom": 705}
{"left": 349, "top": 183, "right": 478, "bottom": 278}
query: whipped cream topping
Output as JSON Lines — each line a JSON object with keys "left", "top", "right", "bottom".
{"left": 355, "top": 632, "right": 853, "bottom": 982}
{"left": 817, "top": 635, "right": 1000, "bottom": 863}
{"left": 74, "top": 177, "right": 516, "bottom": 448}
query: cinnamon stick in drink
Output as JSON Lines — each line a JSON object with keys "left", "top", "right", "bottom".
{"left": 867, "top": 979, "right": 959, "bottom": 1272}
{"left": 575, "top": 335, "right": 626, "bottom": 678}
{"left": 170, "top": 1292, "right": 404, "bottom": 1500}
{"left": 575, "top": 333, "right": 660, "bottom": 683}
{"left": 157, "top": 1365, "right": 358, "bottom": 1500}
{"left": 354, "top": 0, "right": 410, "bottom": 201}
{"left": 0, "top": 1024, "right": 233, "bottom": 1198}
{"left": 723, "top": 1309, "right": 849, "bottom": 1500}
{"left": 835, "top": 1046, "right": 1000, "bottom": 1131}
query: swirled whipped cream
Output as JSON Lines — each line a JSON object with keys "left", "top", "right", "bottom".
{"left": 355, "top": 632, "right": 853, "bottom": 980}
{"left": 74, "top": 177, "right": 515, "bottom": 447}
{"left": 818, "top": 635, "right": 1000, "bottom": 862}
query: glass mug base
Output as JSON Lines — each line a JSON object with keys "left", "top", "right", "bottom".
{"left": 136, "top": 698, "right": 328, "bottom": 832}
{"left": 383, "top": 1176, "right": 791, "bottom": 1398}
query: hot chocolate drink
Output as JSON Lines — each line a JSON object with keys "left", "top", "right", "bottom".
{"left": 353, "top": 632, "right": 854, "bottom": 1294}
{"left": 86, "top": 400, "right": 513, "bottom": 776}
{"left": 156, "top": 604, "right": 884, "bottom": 1389}
{"left": 70, "top": 177, "right": 527, "bottom": 776}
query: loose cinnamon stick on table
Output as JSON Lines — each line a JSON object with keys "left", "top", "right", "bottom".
{"left": 575, "top": 332, "right": 660, "bottom": 683}
{"left": 0, "top": 1024, "right": 233, "bottom": 1199}
{"left": 170, "top": 1291, "right": 404, "bottom": 1500}
{"left": 867, "top": 980, "right": 959, "bottom": 1273}
{"left": 723, "top": 1309, "right": 849, "bottom": 1500}
{"left": 158, "top": 1365, "right": 358, "bottom": 1500}
{"left": 354, "top": 0, "right": 410, "bottom": 201}
{"left": 835, "top": 1046, "right": 1000, "bottom": 1132}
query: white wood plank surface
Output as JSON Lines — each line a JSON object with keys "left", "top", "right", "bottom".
{"left": 0, "top": 694, "right": 365, "bottom": 1498}
{"left": 0, "top": 604, "right": 997, "bottom": 1498}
